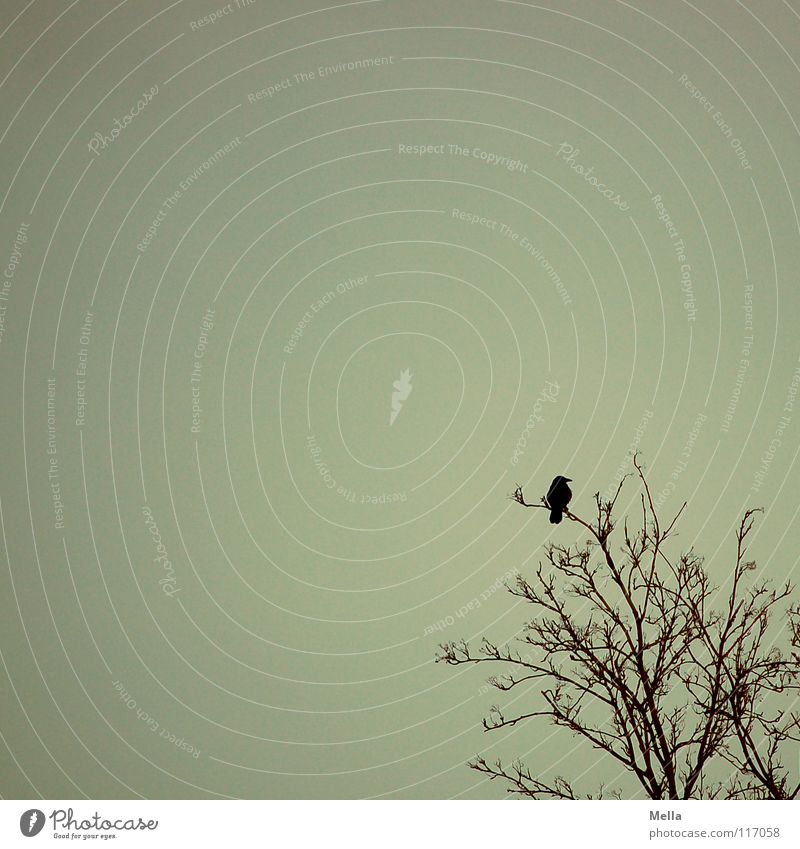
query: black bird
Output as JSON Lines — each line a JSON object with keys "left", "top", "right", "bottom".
{"left": 546, "top": 476, "right": 572, "bottom": 524}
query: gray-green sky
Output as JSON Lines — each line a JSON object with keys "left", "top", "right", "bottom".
{"left": 1, "top": 0, "right": 799, "bottom": 799}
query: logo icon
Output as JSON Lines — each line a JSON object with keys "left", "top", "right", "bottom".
{"left": 19, "top": 809, "right": 45, "bottom": 837}
{"left": 390, "top": 368, "right": 413, "bottom": 426}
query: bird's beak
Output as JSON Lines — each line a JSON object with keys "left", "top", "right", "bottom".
{"left": 565, "top": 478, "right": 572, "bottom": 482}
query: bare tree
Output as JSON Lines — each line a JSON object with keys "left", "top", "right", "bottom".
{"left": 437, "top": 457, "right": 800, "bottom": 799}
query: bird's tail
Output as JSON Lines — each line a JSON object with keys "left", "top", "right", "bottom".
{"left": 549, "top": 508, "right": 562, "bottom": 524}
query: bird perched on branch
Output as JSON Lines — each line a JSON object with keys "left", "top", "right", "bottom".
{"left": 546, "top": 476, "right": 572, "bottom": 524}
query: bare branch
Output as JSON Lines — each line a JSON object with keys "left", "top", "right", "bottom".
{"left": 441, "top": 461, "right": 798, "bottom": 799}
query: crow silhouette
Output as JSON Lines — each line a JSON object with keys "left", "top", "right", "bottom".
{"left": 546, "top": 476, "right": 572, "bottom": 524}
